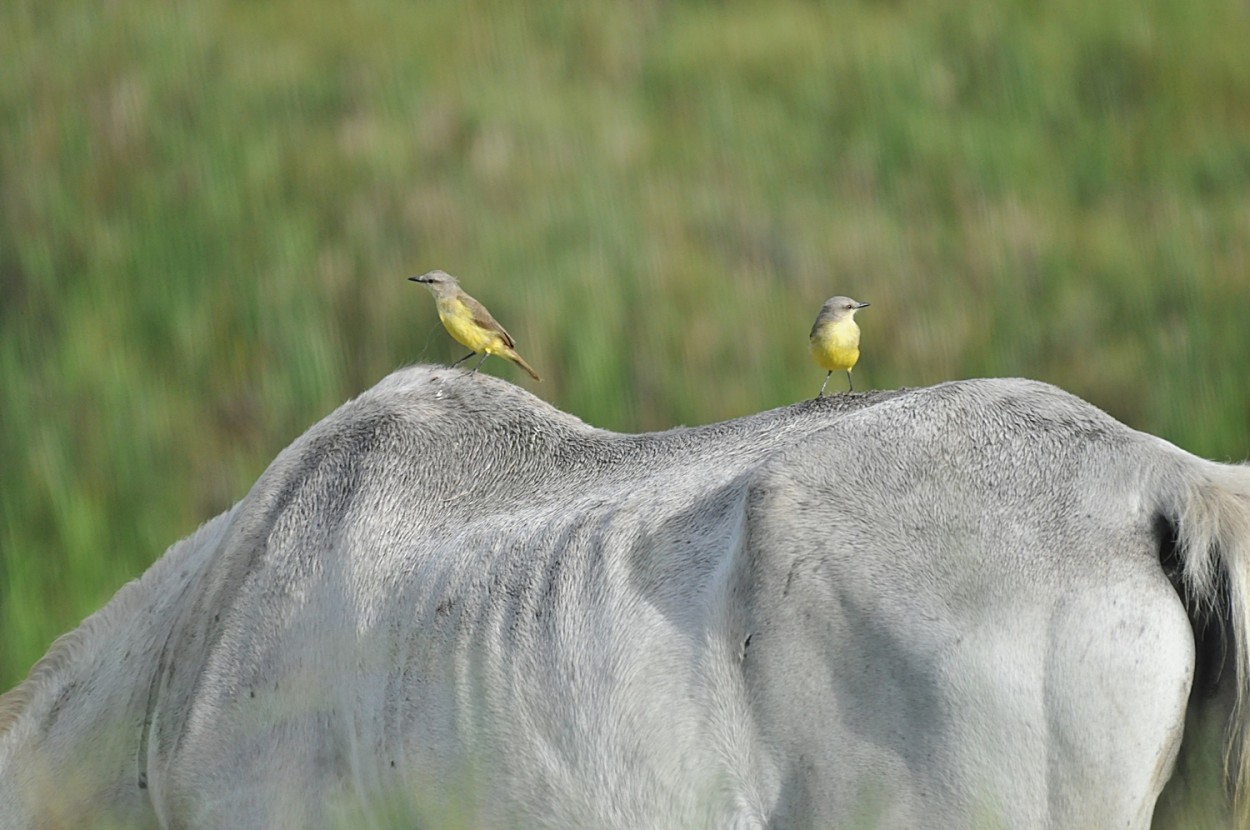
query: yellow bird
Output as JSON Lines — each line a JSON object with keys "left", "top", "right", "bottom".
{"left": 809, "top": 296, "right": 869, "bottom": 397}
{"left": 408, "top": 270, "right": 541, "bottom": 381}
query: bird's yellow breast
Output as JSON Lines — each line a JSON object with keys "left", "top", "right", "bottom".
{"left": 809, "top": 318, "right": 861, "bottom": 372}
{"left": 437, "top": 297, "right": 505, "bottom": 354}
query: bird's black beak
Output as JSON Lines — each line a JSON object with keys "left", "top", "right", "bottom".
{"left": 408, "top": 275, "right": 429, "bottom": 284}
{"left": 857, "top": 301, "right": 871, "bottom": 309}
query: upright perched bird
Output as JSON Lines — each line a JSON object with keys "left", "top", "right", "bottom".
{"left": 809, "top": 296, "right": 869, "bottom": 396}
{"left": 408, "top": 270, "right": 541, "bottom": 381}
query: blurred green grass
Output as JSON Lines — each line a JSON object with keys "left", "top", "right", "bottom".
{"left": 1, "top": 0, "right": 1248, "bottom": 796}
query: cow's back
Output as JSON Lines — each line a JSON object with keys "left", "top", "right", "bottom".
{"left": 3, "top": 368, "right": 1229, "bottom": 829}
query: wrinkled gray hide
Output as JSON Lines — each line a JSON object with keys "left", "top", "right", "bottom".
{"left": 3, "top": 366, "right": 1250, "bottom": 829}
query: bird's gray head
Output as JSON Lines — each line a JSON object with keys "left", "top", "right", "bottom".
{"left": 408, "top": 270, "right": 461, "bottom": 296}
{"left": 820, "top": 296, "right": 870, "bottom": 320}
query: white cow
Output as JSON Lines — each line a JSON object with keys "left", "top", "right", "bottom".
{"left": 2, "top": 366, "right": 1248, "bottom": 828}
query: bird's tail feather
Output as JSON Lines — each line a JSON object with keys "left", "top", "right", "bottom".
{"left": 505, "top": 349, "right": 541, "bottom": 381}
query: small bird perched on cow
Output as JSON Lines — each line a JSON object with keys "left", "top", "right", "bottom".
{"left": 809, "top": 295, "right": 869, "bottom": 396}
{"left": 408, "top": 270, "right": 541, "bottom": 381}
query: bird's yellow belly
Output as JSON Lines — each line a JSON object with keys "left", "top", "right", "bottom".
{"left": 811, "top": 342, "right": 859, "bottom": 372}
{"left": 439, "top": 302, "right": 503, "bottom": 354}
{"left": 810, "top": 324, "right": 861, "bottom": 372}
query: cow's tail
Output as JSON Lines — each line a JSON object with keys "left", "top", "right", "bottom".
{"left": 1156, "top": 449, "right": 1250, "bottom": 821}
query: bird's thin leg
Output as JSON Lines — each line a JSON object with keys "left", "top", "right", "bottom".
{"left": 451, "top": 352, "right": 476, "bottom": 368}
{"left": 847, "top": 370, "right": 854, "bottom": 392}
{"left": 818, "top": 371, "right": 832, "bottom": 398}
{"left": 472, "top": 352, "right": 490, "bottom": 373}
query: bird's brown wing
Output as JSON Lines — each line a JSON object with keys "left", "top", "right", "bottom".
{"left": 808, "top": 311, "right": 827, "bottom": 339}
{"left": 462, "top": 293, "right": 516, "bottom": 348}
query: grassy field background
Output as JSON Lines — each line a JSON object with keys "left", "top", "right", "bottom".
{"left": 2, "top": 0, "right": 1249, "bottom": 813}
